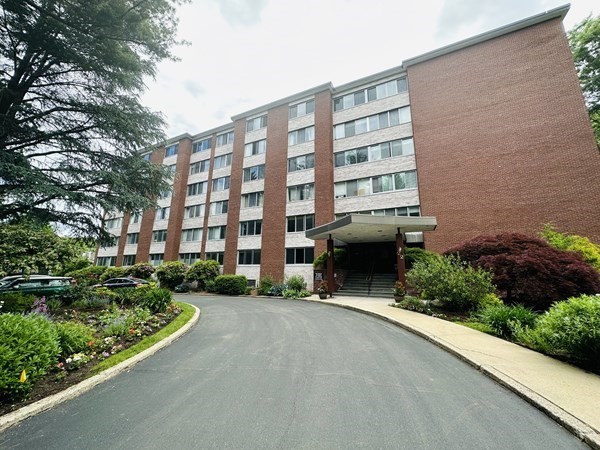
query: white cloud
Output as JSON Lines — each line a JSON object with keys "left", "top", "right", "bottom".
{"left": 209, "top": 0, "right": 268, "bottom": 26}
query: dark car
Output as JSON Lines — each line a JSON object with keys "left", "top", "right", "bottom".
{"left": 0, "top": 276, "right": 73, "bottom": 296}
{"left": 93, "top": 277, "right": 149, "bottom": 289}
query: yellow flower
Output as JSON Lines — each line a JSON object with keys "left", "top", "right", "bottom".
{"left": 19, "top": 370, "right": 27, "bottom": 383}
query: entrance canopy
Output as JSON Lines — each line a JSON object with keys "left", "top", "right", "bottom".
{"left": 305, "top": 215, "right": 437, "bottom": 243}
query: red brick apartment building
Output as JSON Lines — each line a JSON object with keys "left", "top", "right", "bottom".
{"left": 97, "top": 5, "right": 600, "bottom": 288}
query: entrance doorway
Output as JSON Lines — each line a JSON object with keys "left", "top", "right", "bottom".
{"left": 346, "top": 242, "right": 397, "bottom": 274}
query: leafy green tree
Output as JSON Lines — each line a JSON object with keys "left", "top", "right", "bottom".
{"left": 0, "top": 221, "right": 89, "bottom": 276}
{"left": 185, "top": 260, "right": 221, "bottom": 290}
{"left": 155, "top": 261, "right": 188, "bottom": 290}
{"left": 0, "top": 0, "right": 186, "bottom": 238}
{"left": 568, "top": 15, "right": 600, "bottom": 147}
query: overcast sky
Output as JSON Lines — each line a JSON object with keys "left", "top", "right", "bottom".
{"left": 142, "top": 0, "right": 597, "bottom": 138}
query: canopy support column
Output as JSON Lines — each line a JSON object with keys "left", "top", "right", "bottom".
{"left": 396, "top": 228, "right": 407, "bottom": 289}
{"left": 327, "top": 234, "right": 334, "bottom": 297}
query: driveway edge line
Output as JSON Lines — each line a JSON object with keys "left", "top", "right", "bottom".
{"left": 0, "top": 303, "right": 200, "bottom": 433}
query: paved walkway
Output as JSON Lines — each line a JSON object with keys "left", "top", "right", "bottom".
{"left": 307, "top": 294, "right": 600, "bottom": 449}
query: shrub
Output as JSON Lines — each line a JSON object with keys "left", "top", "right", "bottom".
{"left": 125, "top": 262, "right": 155, "bottom": 280}
{"left": 47, "top": 285, "right": 91, "bottom": 307}
{"left": 445, "top": 233, "right": 600, "bottom": 310}
{"left": 286, "top": 275, "right": 306, "bottom": 291}
{"left": 407, "top": 254, "right": 495, "bottom": 311}
{"left": 0, "top": 292, "right": 36, "bottom": 313}
{"left": 54, "top": 257, "right": 91, "bottom": 276}
{"left": 155, "top": 261, "right": 188, "bottom": 290}
{"left": 204, "top": 280, "right": 216, "bottom": 293}
{"left": 268, "top": 283, "right": 287, "bottom": 297}
{"left": 138, "top": 287, "right": 173, "bottom": 313}
{"left": 54, "top": 322, "right": 95, "bottom": 356}
{"left": 282, "top": 289, "right": 312, "bottom": 299}
{"left": 185, "top": 260, "right": 220, "bottom": 290}
{"left": 174, "top": 284, "right": 190, "bottom": 293}
{"left": 404, "top": 247, "right": 441, "bottom": 269}
{"left": 541, "top": 225, "right": 600, "bottom": 272}
{"left": 476, "top": 304, "right": 537, "bottom": 339}
{"left": 67, "top": 265, "right": 107, "bottom": 286}
{"left": 99, "top": 266, "right": 128, "bottom": 283}
{"left": 516, "top": 295, "right": 600, "bottom": 369}
{"left": 213, "top": 275, "right": 248, "bottom": 295}
{"left": 479, "top": 293, "right": 504, "bottom": 310}
{"left": 257, "top": 275, "right": 275, "bottom": 296}
{"left": 0, "top": 313, "right": 60, "bottom": 401}
{"left": 313, "top": 248, "right": 347, "bottom": 269}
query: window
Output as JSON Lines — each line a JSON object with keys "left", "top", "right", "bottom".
{"left": 243, "top": 164, "right": 265, "bottom": 182}
{"left": 241, "top": 191, "right": 264, "bottom": 208}
{"left": 333, "top": 77, "right": 408, "bottom": 112}
{"left": 181, "top": 228, "right": 202, "bottom": 242}
{"left": 159, "top": 189, "right": 172, "bottom": 199}
{"left": 210, "top": 200, "right": 228, "bottom": 215}
{"left": 212, "top": 176, "right": 230, "bottom": 191}
{"left": 337, "top": 205, "right": 420, "bottom": 218}
{"left": 216, "top": 131, "right": 234, "bottom": 147}
{"left": 187, "top": 181, "right": 207, "bottom": 196}
{"left": 126, "top": 233, "right": 139, "bottom": 245}
{"left": 288, "top": 154, "right": 315, "bottom": 172}
{"left": 289, "top": 99, "right": 315, "bottom": 119}
{"left": 155, "top": 207, "right": 170, "bottom": 221}
{"left": 214, "top": 153, "right": 232, "bottom": 169}
{"left": 287, "top": 214, "right": 314, "bottom": 232}
{"left": 165, "top": 164, "right": 177, "bottom": 176}
{"left": 240, "top": 220, "right": 262, "bottom": 236}
{"left": 185, "top": 204, "right": 205, "bottom": 218}
{"left": 165, "top": 144, "right": 178, "bottom": 157}
{"left": 122, "top": 255, "right": 136, "bottom": 266}
{"left": 334, "top": 170, "right": 417, "bottom": 198}
{"left": 102, "top": 235, "right": 120, "bottom": 248}
{"left": 179, "top": 253, "right": 201, "bottom": 265}
{"left": 334, "top": 107, "right": 411, "bottom": 139}
{"left": 208, "top": 226, "right": 226, "bottom": 240}
{"left": 131, "top": 213, "right": 141, "bottom": 224}
{"left": 192, "top": 138, "right": 211, "bottom": 153}
{"left": 149, "top": 254, "right": 164, "bottom": 266}
{"left": 190, "top": 160, "right": 210, "bottom": 175}
{"left": 286, "top": 247, "right": 314, "bottom": 264}
{"left": 238, "top": 249, "right": 261, "bottom": 265}
{"left": 152, "top": 229, "right": 168, "bottom": 242}
{"left": 288, "top": 126, "right": 315, "bottom": 146}
{"left": 142, "top": 152, "right": 152, "bottom": 161}
{"left": 287, "top": 183, "right": 314, "bottom": 202}
{"left": 244, "top": 139, "right": 266, "bottom": 157}
{"left": 334, "top": 138, "right": 414, "bottom": 167}
{"left": 246, "top": 115, "right": 267, "bottom": 132}
{"left": 105, "top": 217, "right": 122, "bottom": 229}
{"left": 206, "top": 252, "right": 224, "bottom": 264}
{"left": 96, "top": 256, "right": 116, "bottom": 267}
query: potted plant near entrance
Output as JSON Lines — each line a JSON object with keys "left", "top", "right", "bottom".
{"left": 317, "top": 281, "right": 328, "bottom": 299}
{"left": 393, "top": 281, "right": 406, "bottom": 302}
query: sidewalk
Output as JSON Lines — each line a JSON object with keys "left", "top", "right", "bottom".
{"left": 308, "top": 294, "right": 600, "bottom": 449}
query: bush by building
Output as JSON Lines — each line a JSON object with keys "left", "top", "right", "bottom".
{"left": 185, "top": 260, "right": 220, "bottom": 290}
{"left": 213, "top": 275, "right": 248, "bottom": 295}
{"left": 155, "top": 261, "right": 188, "bottom": 290}
{"left": 99, "top": 266, "right": 128, "bottom": 283}
{"left": 541, "top": 225, "right": 600, "bottom": 272}
{"left": 125, "top": 262, "right": 155, "bottom": 280}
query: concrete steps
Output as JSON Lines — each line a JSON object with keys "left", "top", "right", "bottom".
{"left": 337, "top": 272, "right": 396, "bottom": 298}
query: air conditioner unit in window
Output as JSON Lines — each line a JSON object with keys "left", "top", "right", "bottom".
{"left": 335, "top": 194, "right": 346, "bottom": 199}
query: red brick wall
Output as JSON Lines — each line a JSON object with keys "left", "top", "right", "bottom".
{"left": 136, "top": 147, "right": 164, "bottom": 263}
{"left": 223, "top": 121, "right": 246, "bottom": 273}
{"left": 164, "top": 138, "right": 192, "bottom": 261}
{"left": 259, "top": 105, "right": 289, "bottom": 280}
{"left": 408, "top": 18, "right": 600, "bottom": 252}
{"left": 313, "top": 90, "right": 335, "bottom": 257}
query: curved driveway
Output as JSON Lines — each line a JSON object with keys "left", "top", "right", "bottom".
{"left": 0, "top": 296, "right": 586, "bottom": 449}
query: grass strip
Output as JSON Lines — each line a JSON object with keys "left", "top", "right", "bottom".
{"left": 91, "top": 302, "right": 195, "bottom": 375}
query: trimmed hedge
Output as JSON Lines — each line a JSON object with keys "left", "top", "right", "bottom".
{"left": 185, "top": 260, "right": 220, "bottom": 290}
{"left": 155, "top": 261, "right": 188, "bottom": 290}
{"left": 213, "top": 275, "right": 248, "bottom": 295}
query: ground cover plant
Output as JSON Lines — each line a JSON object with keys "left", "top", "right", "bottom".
{"left": 0, "top": 287, "right": 185, "bottom": 415}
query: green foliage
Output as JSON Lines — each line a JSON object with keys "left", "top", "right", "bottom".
{"left": 282, "top": 289, "right": 312, "bottom": 299}
{"left": 47, "top": 285, "right": 91, "bottom": 307}
{"left": 185, "top": 260, "right": 220, "bottom": 289}
{"left": 407, "top": 254, "right": 495, "bottom": 311}
{"left": 459, "top": 322, "right": 495, "bottom": 334}
{"left": 0, "top": 0, "right": 184, "bottom": 238}
{"left": 404, "top": 247, "right": 441, "bottom": 269}
{"left": 541, "top": 224, "right": 600, "bottom": 272}
{"left": 155, "top": 261, "right": 188, "bottom": 290}
{"left": 125, "top": 263, "right": 155, "bottom": 280}
{"left": 204, "top": 280, "right": 216, "bottom": 293}
{"left": 0, "top": 313, "right": 60, "bottom": 402}
{"left": 479, "top": 293, "right": 504, "bottom": 310}
{"left": 137, "top": 288, "right": 173, "bottom": 313}
{"left": 257, "top": 275, "right": 275, "bottom": 296}
{"left": 68, "top": 265, "right": 108, "bottom": 286}
{"left": 476, "top": 304, "right": 537, "bottom": 339}
{"left": 99, "top": 266, "right": 128, "bottom": 283}
{"left": 568, "top": 15, "right": 600, "bottom": 147}
{"left": 313, "top": 248, "right": 347, "bottom": 268}
{"left": 213, "top": 275, "right": 248, "bottom": 296}
{"left": 516, "top": 295, "right": 600, "bottom": 368}
{"left": 0, "top": 222, "right": 90, "bottom": 277}
{"left": 54, "top": 258, "right": 92, "bottom": 277}
{"left": 286, "top": 275, "right": 306, "bottom": 291}
{"left": 54, "top": 322, "right": 95, "bottom": 357}
{"left": 268, "top": 283, "right": 288, "bottom": 297}
{"left": 174, "top": 284, "right": 190, "bottom": 293}
{"left": 0, "top": 292, "right": 36, "bottom": 313}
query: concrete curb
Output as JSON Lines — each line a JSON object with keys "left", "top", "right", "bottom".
{"left": 0, "top": 303, "right": 201, "bottom": 434}
{"left": 305, "top": 297, "right": 600, "bottom": 450}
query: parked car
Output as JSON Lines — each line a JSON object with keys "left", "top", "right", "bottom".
{"left": 0, "top": 276, "right": 73, "bottom": 296}
{"left": 93, "top": 277, "right": 149, "bottom": 289}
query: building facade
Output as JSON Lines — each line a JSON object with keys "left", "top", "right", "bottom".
{"left": 97, "top": 5, "right": 600, "bottom": 287}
